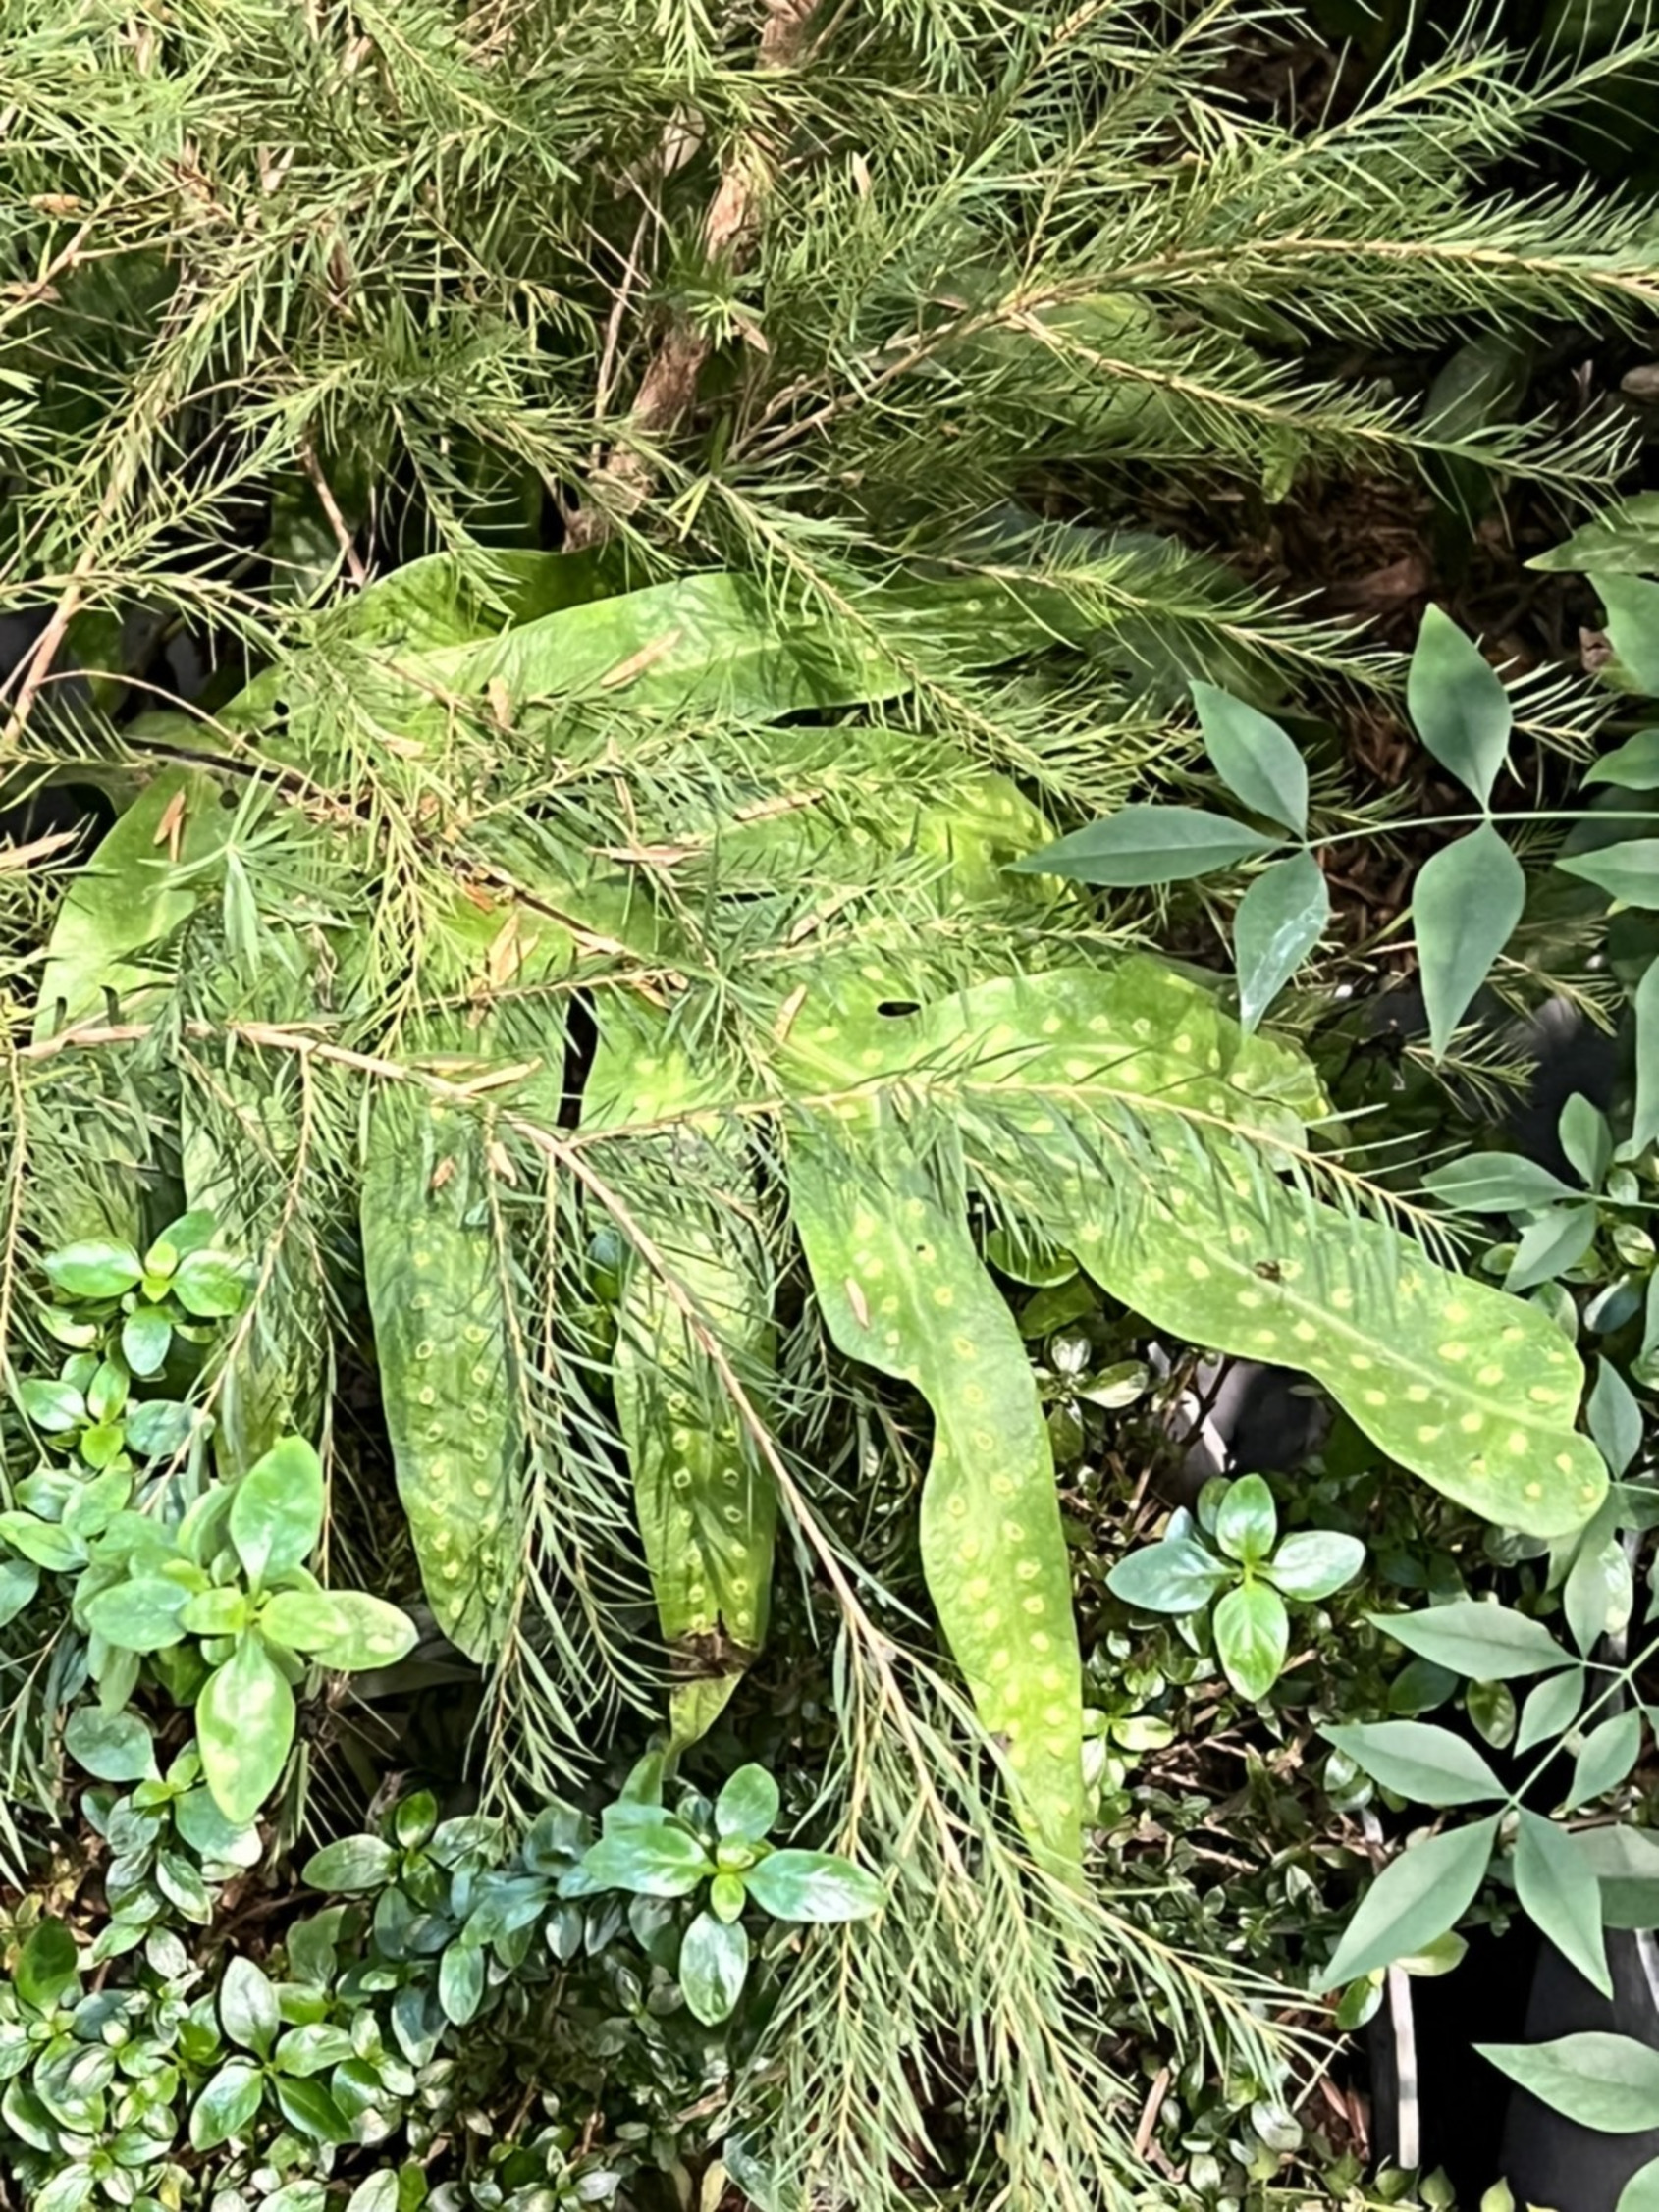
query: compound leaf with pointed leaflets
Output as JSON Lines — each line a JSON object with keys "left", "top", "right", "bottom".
{"left": 1513, "top": 1810, "right": 1611, "bottom": 1999}
{"left": 1368, "top": 1602, "right": 1571, "bottom": 1680}
{"left": 1476, "top": 2032, "right": 1659, "bottom": 2133}
{"left": 1315, "top": 1817, "right": 1499, "bottom": 1992}
{"left": 1192, "top": 682, "right": 1309, "bottom": 833}
{"left": 1233, "top": 850, "right": 1329, "bottom": 1029}
{"left": 1407, "top": 607, "right": 1512, "bottom": 807}
{"left": 1413, "top": 824, "right": 1525, "bottom": 1058}
{"left": 1014, "top": 806, "right": 1282, "bottom": 887}
{"left": 1322, "top": 1720, "right": 1503, "bottom": 1806}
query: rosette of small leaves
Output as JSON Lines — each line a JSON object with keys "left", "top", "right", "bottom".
{"left": 82, "top": 1746, "right": 263, "bottom": 1955}
{"left": 1106, "top": 1476, "right": 1366, "bottom": 1702}
{"left": 17, "top": 1217, "right": 253, "bottom": 1474}
{"left": 567, "top": 1761, "right": 883, "bottom": 2028}
{"left": 0, "top": 1919, "right": 200, "bottom": 2212}
{"left": 33, "top": 1437, "right": 417, "bottom": 1827}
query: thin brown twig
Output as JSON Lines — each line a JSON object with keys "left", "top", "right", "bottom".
{"left": 297, "top": 433, "right": 368, "bottom": 589}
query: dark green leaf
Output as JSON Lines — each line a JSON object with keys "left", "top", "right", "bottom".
{"left": 0, "top": 1560, "right": 39, "bottom": 1629}
{"left": 1590, "top": 1362, "right": 1642, "bottom": 1481}
{"left": 16, "top": 1922, "right": 79, "bottom": 2009}
{"left": 1586, "top": 731, "right": 1659, "bottom": 789}
{"left": 1314, "top": 1817, "right": 1498, "bottom": 1991}
{"left": 715, "top": 1765, "right": 779, "bottom": 1843}
{"left": 229, "top": 1437, "right": 324, "bottom": 1585}
{"left": 1369, "top": 1602, "right": 1570, "bottom": 1680}
{"left": 1477, "top": 2032, "right": 1659, "bottom": 2133}
{"left": 197, "top": 1634, "right": 294, "bottom": 1826}
{"left": 1213, "top": 1475, "right": 1277, "bottom": 1565}
{"left": 1233, "top": 850, "right": 1328, "bottom": 1030}
{"left": 1105, "top": 1537, "right": 1230, "bottom": 1614}
{"left": 1467, "top": 1679, "right": 1516, "bottom": 1750}
{"left": 0, "top": 1514, "right": 84, "bottom": 1572}
{"left": 1322, "top": 1720, "right": 1503, "bottom": 1806}
{"left": 1577, "top": 1825, "right": 1659, "bottom": 1931}
{"left": 1413, "top": 823, "right": 1525, "bottom": 1059}
{"left": 1013, "top": 806, "right": 1282, "bottom": 887}
{"left": 745, "top": 1848, "right": 883, "bottom": 1922}
{"left": 1408, "top": 606, "right": 1512, "bottom": 807}
{"left": 43, "top": 1242, "right": 143, "bottom": 1300}
{"left": 1531, "top": 497, "right": 1659, "bottom": 576}
{"left": 1513, "top": 1810, "right": 1611, "bottom": 1999}
{"left": 1557, "top": 841, "right": 1659, "bottom": 908}
{"left": 678, "top": 1909, "right": 750, "bottom": 2026}
{"left": 64, "top": 1708, "right": 155, "bottom": 1783}
{"left": 272, "top": 2073, "right": 353, "bottom": 2144}
{"left": 220, "top": 1955, "right": 280, "bottom": 2056}
{"left": 1422, "top": 1154, "right": 1580, "bottom": 1214}
{"left": 1565, "top": 1530, "right": 1632, "bottom": 1657}
{"left": 1192, "top": 683, "right": 1308, "bottom": 834}
{"left": 1567, "top": 1711, "right": 1642, "bottom": 1811}
{"left": 1212, "top": 1581, "right": 1287, "bottom": 1700}
{"left": 1264, "top": 1530, "right": 1365, "bottom": 1602}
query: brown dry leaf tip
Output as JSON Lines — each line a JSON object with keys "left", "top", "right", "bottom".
{"left": 599, "top": 841, "right": 697, "bottom": 868}
{"left": 0, "top": 827, "right": 80, "bottom": 871}
{"left": 485, "top": 912, "right": 524, "bottom": 987}
{"left": 598, "top": 627, "right": 683, "bottom": 688}
{"left": 429, "top": 1156, "right": 456, "bottom": 1193}
{"left": 771, "top": 982, "right": 808, "bottom": 1042}
{"left": 153, "top": 788, "right": 187, "bottom": 861}
{"left": 843, "top": 1277, "right": 870, "bottom": 1328}
{"left": 485, "top": 675, "right": 513, "bottom": 730}
{"left": 485, "top": 1138, "right": 517, "bottom": 1185}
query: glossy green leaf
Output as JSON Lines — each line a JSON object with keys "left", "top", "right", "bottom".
{"left": 189, "top": 2059, "right": 264, "bottom": 2151}
{"left": 171, "top": 1248, "right": 250, "bottom": 1319}
{"left": 83, "top": 1576, "right": 189, "bottom": 1653}
{"left": 678, "top": 1909, "right": 750, "bottom": 2025}
{"left": 1368, "top": 1602, "right": 1570, "bottom": 1680}
{"left": 439, "top": 1942, "right": 487, "bottom": 2026}
{"left": 229, "top": 1436, "right": 324, "bottom": 1587}
{"left": 789, "top": 1124, "right": 1084, "bottom": 1870}
{"left": 1598, "top": 574, "right": 1659, "bottom": 693}
{"left": 578, "top": 1823, "right": 715, "bottom": 1898}
{"left": 1587, "top": 731, "right": 1659, "bottom": 789}
{"left": 715, "top": 1765, "right": 779, "bottom": 1844}
{"left": 43, "top": 1242, "right": 142, "bottom": 1300}
{"left": 1517, "top": 1665, "right": 1587, "bottom": 1755}
{"left": 220, "top": 1955, "right": 281, "bottom": 2057}
{"left": 1476, "top": 2032, "right": 1659, "bottom": 2133}
{"left": 1633, "top": 958, "right": 1659, "bottom": 1155}
{"left": 743, "top": 1849, "right": 883, "bottom": 1922}
{"left": 0, "top": 1514, "right": 86, "bottom": 1573}
{"left": 306, "top": 1591, "right": 419, "bottom": 1672}
{"left": 1314, "top": 1817, "right": 1498, "bottom": 1992}
{"left": 1192, "top": 683, "right": 1308, "bottom": 833}
{"left": 1407, "top": 606, "right": 1512, "bottom": 807}
{"left": 1015, "top": 805, "right": 1282, "bottom": 886}
{"left": 1214, "top": 1474, "right": 1277, "bottom": 1565}
{"left": 1513, "top": 1810, "right": 1611, "bottom": 1998}
{"left": 1506, "top": 1204, "right": 1600, "bottom": 1294}
{"left": 1233, "top": 850, "right": 1329, "bottom": 1029}
{"left": 180, "top": 1586, "right": 250, "bottom": 1637}
{"left": 272, "top": 2073, "right": 353, "bottom": 2144}
{"left": 260, "top": 1589, "right": 348, "bottom": 1650}
{"left": 197, "top": 1633, "right": 295, "bottom": 1826}
{"left": 1264, "top": 1530, "right": 1365, "bottom": 1602}
{"left": 1576, "top": 1825, "right": 1659, "bottom": 1930}
{"left": 64, "top": 1707, "right": 155, "bottom": 1783}
{"left": 1557, "top": 840, "right": 1659, "bottom": 908}
{"left": 1413, "top": 823, "right": 1525, "bottom": 1058}
{"left": 1422, "top": 1154, "right": 1580, "bottom": 1213}
{"left": 1322, "top": 1720, "right": 1502, "bottom": 1806}
{"left": 303, "top": 1836, "right": 399, "bottom": 1893}
{"left": 18, "top": 1379, "right": 85, "bottom": 1434}
{"left": 1565, "top": 1527, "right": 1632, "bottom": 1656}
{"left": 1107, "top": 1537, "right": 1230, "bottom": 1614}
{"left": 1212, "top": 1580, "right": 1287, "bottom": 1700}
{"left": 0, "top": 1560, "right": 39, "bottom": 1629}
{"left": 1566, "top": 1710, "right": 1642, "bottom": 1812}
{"left": 1467, "top": 1679, "right": 1516, "bottom": 1750}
